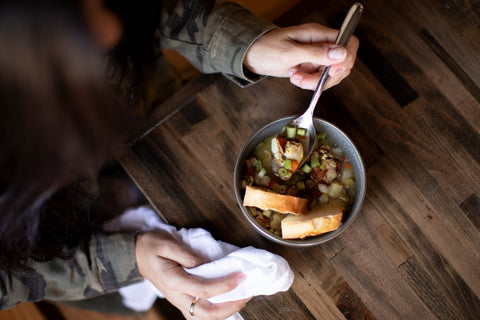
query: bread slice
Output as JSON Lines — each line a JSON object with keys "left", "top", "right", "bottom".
{"left": 243, "top": 185, "right": 308, "bottom": 215}
{"left": 281, "top": 199, "right": 346, "bottom": 239}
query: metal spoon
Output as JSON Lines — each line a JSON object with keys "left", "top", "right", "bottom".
{"left": 271, "top": 3, "right": 363, "bottom": 179}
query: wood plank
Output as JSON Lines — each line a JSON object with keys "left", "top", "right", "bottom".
{"left": 369, "top": 158, "right": 480, "bottom": 313}
{"left": 460, "top": 192, "right": 480, "bottom": 231}
{"left": 120, "top": 73, "right": 220, "bottom": 146}
{"left": 326, "top": 194, "right": 435, "bottom": 320}
{"left": 287, "top": 247, "right": 376, "bottom": 320}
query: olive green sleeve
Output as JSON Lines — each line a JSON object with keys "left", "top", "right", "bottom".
{"left": 159, "top": 0, "right": 279, "bottom": 87}
{"left": 0, "top": 231, "right": 143, "bottom": 310}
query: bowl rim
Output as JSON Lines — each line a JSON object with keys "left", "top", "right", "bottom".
{"left": 234, "top": 116, "right": 366, "bottom": 247}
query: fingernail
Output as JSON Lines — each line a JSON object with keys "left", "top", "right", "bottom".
{"left": 335, "top": 68, "right": 345, "bottom": 75}
{"left": 328, "top": 46, "right": 346, "bottom": 60}
{"left": 288, "top": 68, "right": 296, "bottom": 77}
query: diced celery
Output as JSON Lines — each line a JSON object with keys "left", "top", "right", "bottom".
{"left": 311, "top": 157, "right": 320, "bottom": 168}
{"left": 283, "top": 159, "right": 292, "bottom": 170}
{"left": 278, "top": 168, "right": 288, "bottom": 177}
{"left": 302, "top": 164, "right": 312, "bottom": 174}
{"left": 253, "top": 159, "right": 262, "bottom": 170}
{"left": 286, "top": 126, "right": 297, "bottom": 139}
{"left": 317, "top": 133, "right": 326, "bottom": 141}
{"left": 297, "top": 128, "right": 306, "bottom": 136}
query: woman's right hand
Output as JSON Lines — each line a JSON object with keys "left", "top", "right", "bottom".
{"left": 135, "top": 230, "right": 250, "bottom": 320}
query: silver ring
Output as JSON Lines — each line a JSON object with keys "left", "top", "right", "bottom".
{"left": 189, "top": 297, "right": 199, "bottom": 316}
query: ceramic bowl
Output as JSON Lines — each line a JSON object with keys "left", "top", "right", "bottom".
{"left": 234, "top": 116, "right": 366, "bottom": 246}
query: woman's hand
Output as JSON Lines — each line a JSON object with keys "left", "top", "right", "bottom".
{"left": 244, "top": 23, "right": 359, "bottom": 90}
{"left": 136, "top": 231, "right": 250, "bottom": 320}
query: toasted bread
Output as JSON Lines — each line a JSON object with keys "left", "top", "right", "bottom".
{"left": 243, "top": 185, "right": 308, "bottom": 215}
{"left": 281, "top": 199, "right": 346, "bottom": 239}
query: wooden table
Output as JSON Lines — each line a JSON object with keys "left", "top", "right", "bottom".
{"left": 116, "top": 0, "right": 480, "bottom": 319}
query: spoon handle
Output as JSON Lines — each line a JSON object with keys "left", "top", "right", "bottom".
{"left": 306, "top": 3, "right": 363, "bottom": 116}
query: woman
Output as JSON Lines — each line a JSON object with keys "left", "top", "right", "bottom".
{"left": 0, "top": 0, "right": 358, "bottom": 318}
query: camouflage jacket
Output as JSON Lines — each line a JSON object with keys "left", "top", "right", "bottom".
{"left": 0, "top": 0, "right": 277, "bottom": 310}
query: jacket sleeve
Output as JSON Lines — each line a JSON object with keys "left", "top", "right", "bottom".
{"left": 159, "top": 0, "right": 279, "bottom": 87}
{"left": 0, "top": 231, "right": 143, "bottom": 310}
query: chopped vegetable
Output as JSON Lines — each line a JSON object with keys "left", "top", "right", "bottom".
{"left": 297, "top": 128, "right": 306, "bottom": 136}
{"left": 259, "top": 175, "right": 271, "bottom": 187}
{"left": 262, "top": 210, "right": 272, "bottom": 218}
{"left": 272, "top": 183, "right": 283, "bottom": 193}
{"left": 253, "top": 159, "right": 262, "bottom": 171}
{"left": 328, "top": 182, "right": 343, "bottom": 197}
{"left": 344, "top": 178, "right": 355, "bottom": 187}
{"left": 283, "top": 159, "right": 292, "bottom": 170}
{"left": 311, "top": 157, "right": 320, "bottom": 168}
{"left": 286, "top": 126, "right": 297, "bottom": 139}
{"left": 278, "top": 168, "right": 288, "bottom": 177}
{"left": 302, "top": 164, "right": 312, "bottom": 174}
{"left": 319, "top": 194, "right": 329, "bottom": 203}
{"left": 296, "top": 181, "right": 306, "bottom": 191}
{"left": 306, "top": 179, "right": 315, "bottom": 188}
{"left": 290, "top": 160, "right": 299, "bottom": 172}
{"left": 257, "top": 168, "right": 267, "bottom": 178}
{"left": 317, "top": 133, "right": 326, "bottom": 141}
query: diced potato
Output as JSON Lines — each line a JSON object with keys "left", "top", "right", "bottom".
{"left": 319, "top": 193, "right": 329, "bottom": 203}
{"left": 270, "top": 212, "right": 284, "bottom": 231}
{"left": 262, "top": 210, "right": 272, "bottom": 218}
{"left": 318, "top": 183, "right": 329, "bottom": 194}
{"left": 328, "top": 182, "right": 343, "bottom": 198}
{"left": 259, "top": 175, "right": 271, "bottom": 187}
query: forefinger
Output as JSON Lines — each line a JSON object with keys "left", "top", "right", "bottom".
{"left": 156, "top": 262, "right": 247, "bottom": 300}
{"left": 285, "top": 23, "right": 339, "bottom": 44}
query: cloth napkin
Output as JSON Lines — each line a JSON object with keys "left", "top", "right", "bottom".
{"left": 104, "top": 206, "right": 294, "bottom": 319}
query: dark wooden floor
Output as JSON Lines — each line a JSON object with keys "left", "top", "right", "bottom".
{"left": 3, "top": 0, "right": 480, "bottom": 319}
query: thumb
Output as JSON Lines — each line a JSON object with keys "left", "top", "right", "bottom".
{"left": 294, "top": 44, "right": 347, "bottom": 66}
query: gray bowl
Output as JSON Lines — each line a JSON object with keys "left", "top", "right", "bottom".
{"left": 234, "top": 116, "right": 366, "bottom": 246}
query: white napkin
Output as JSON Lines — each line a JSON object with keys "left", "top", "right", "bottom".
{"left": 104, "top": 206, "right": 294, "bottom": 319}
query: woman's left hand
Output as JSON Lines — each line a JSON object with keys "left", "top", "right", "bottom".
{"left": 244, "top": 23, "right": 359, "bottom": 90}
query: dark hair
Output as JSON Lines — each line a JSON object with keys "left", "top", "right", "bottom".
{"left": 105, "top": 0, "right": 162, "bottom": 104}
{"left": 0, "top": 0, "right": 143, "bottom": 271}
